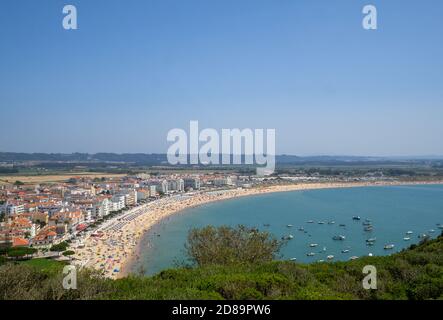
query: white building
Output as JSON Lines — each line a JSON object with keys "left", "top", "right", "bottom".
{"left": 168, "top": 179, "right": 185, "bottom": 192}
{"left": 92, "top": 198, "right": 111, "bottom": 218}
{"left": 184, "top": 177, "right": 201, "bottom": 190}
{"left": 6, "top": 203, "right": 25, "bottom": 216}
{"left": 111, "top": 195, "right": 125, "bottom": 212}
{"left": 149, "top": 185, "right": 157, "bottom": 197}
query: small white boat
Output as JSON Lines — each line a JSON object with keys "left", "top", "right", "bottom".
{"left": 317, "top": 259, "right": 325, "bottom": 263}
{"left": 327, "top": 255, "right": 334, "bottom": 260}
{"left": 307, "top": 220, "right": 315, "bottom": 224}
{"left": 406, "top": 231, "right": 413, "bottom": 235}
{"left": 332, "top": 235, "right": 346, "bottom": 241}
{"left": 289, "top": 257, "right": 297, "bottom": 261}
{"left": 429, "top": 229, "right": 435, "bottom": 233}
{"left": 349, "top": 256, "right": 359, "bottom": 260}
{"left": 352, "top": 216, "right": 361, "bottom": 220}
{"left": 368, "top": 253, "right": 373, "bottom": 257}
{"left": 298, "top": 227, "right": 304, "bottom": 231}
{"left": 403, "top": 237, "right": 411, "bottom": 241}
{"left": 384, "top": 244, "right": 395, "bottom": 250}
{"left": 328, "top": 221, "right": 335, "bottom": 225}
{"left": 287, "top": 224, "right": 293, "bottom": 228}
{"left": 309, "top": 243, "right": 318, "bottom": 248}
{"left": 318, "top": 221, "right": 326, "bottom": 225}
{"left": 341, "top": 249, "right": 350, "bottom": 253}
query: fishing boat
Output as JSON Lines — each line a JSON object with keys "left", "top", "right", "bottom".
{"left": 287, "top": 224, "right": 293, "bottom": 228}
{"left": 349, "top": 256, "right": 359, "bottom": 260}
{"left": 352, "top": 216, "right": 361, "bottom": 221}
{"left": 282, "top": 235, "right": 294, "bottom": 240}
{"left": 341, "top": 249, "right": 350, "bottom": 253}
{"left": 298, "top": 227, "right": 304, "bottom": 231}
{"left": 362, "top": 221, "right": 372, "bottom": 226}
{"left": 406, "top": 231, "right": 413, "bottom": 235}
{"left": 366, "top": 238, "right": 376, "bottom": 242}
{"left": 317, "top": 259, "right": 325, "bottom": 263}
{"left": 364, "top": 226, "right": 373, "bottom": 232}
{"left": 328, "top": 221, "right": 335, "bottom": 225}
{"left": 403, "top": 237, "right": 411, "bottom": 241}
{"left": 307, "top": 220, "right": 315, "bottom": 224}
{"left": 332, "top": 235, "right": 346, "bottom": 241}
{"left": 327, "top": 255, "right": 334, "bottom": 260}
{"left": 309, "top": 243, "right": 318, "bottom": 247}
{"left": 318, "top": 221, "right": 326, "bottom": 225}
{"left": 384, "top": 244, "right": 395, "bottom": 250}
{"left": 289, "top": 258, "right": 297, "bottom": 261}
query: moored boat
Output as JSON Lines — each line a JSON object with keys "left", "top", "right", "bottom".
{"left": 306, "top": 252, "right": 315, "bottom": 257}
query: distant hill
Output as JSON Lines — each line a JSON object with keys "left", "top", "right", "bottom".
{"left": 1, "top": 152, "right": 441, "bottom": 166}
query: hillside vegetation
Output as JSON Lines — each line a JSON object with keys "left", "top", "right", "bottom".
{"left": 1, "top": 226, "right": 442, "bottom": 300}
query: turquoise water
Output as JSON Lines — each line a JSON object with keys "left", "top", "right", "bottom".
{"left": 133, "top": 184, "right": 443, "bottom": 275}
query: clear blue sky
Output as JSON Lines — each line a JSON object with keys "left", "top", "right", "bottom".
{"left": 1, "top": 0, "right": 442, "bottom": 156}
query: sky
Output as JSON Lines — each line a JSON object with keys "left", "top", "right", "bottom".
{"left": 0, "top": 0, "right": 442, "bottom": 156}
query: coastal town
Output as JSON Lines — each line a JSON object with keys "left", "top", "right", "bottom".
{"left": 0, "top": 173, "right": 243, "bottom": 248}
{"left": 0, "top": 169, "right": 438, "bottom": 278}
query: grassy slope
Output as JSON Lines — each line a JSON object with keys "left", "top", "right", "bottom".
{"left": 1, "top": 235, "right": 443, "bottom": 300}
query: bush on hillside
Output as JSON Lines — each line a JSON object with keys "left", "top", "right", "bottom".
{"left": 185, "top": 225, "right": 283, "bottom": 267}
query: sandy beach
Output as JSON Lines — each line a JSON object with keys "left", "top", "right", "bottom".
{"left": 70, "top": 180, "right": 443, "bottom": 279}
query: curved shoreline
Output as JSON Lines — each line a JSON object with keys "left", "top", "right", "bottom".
{"left": 71, "top": 180, "right": 443, "bottom": 279}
